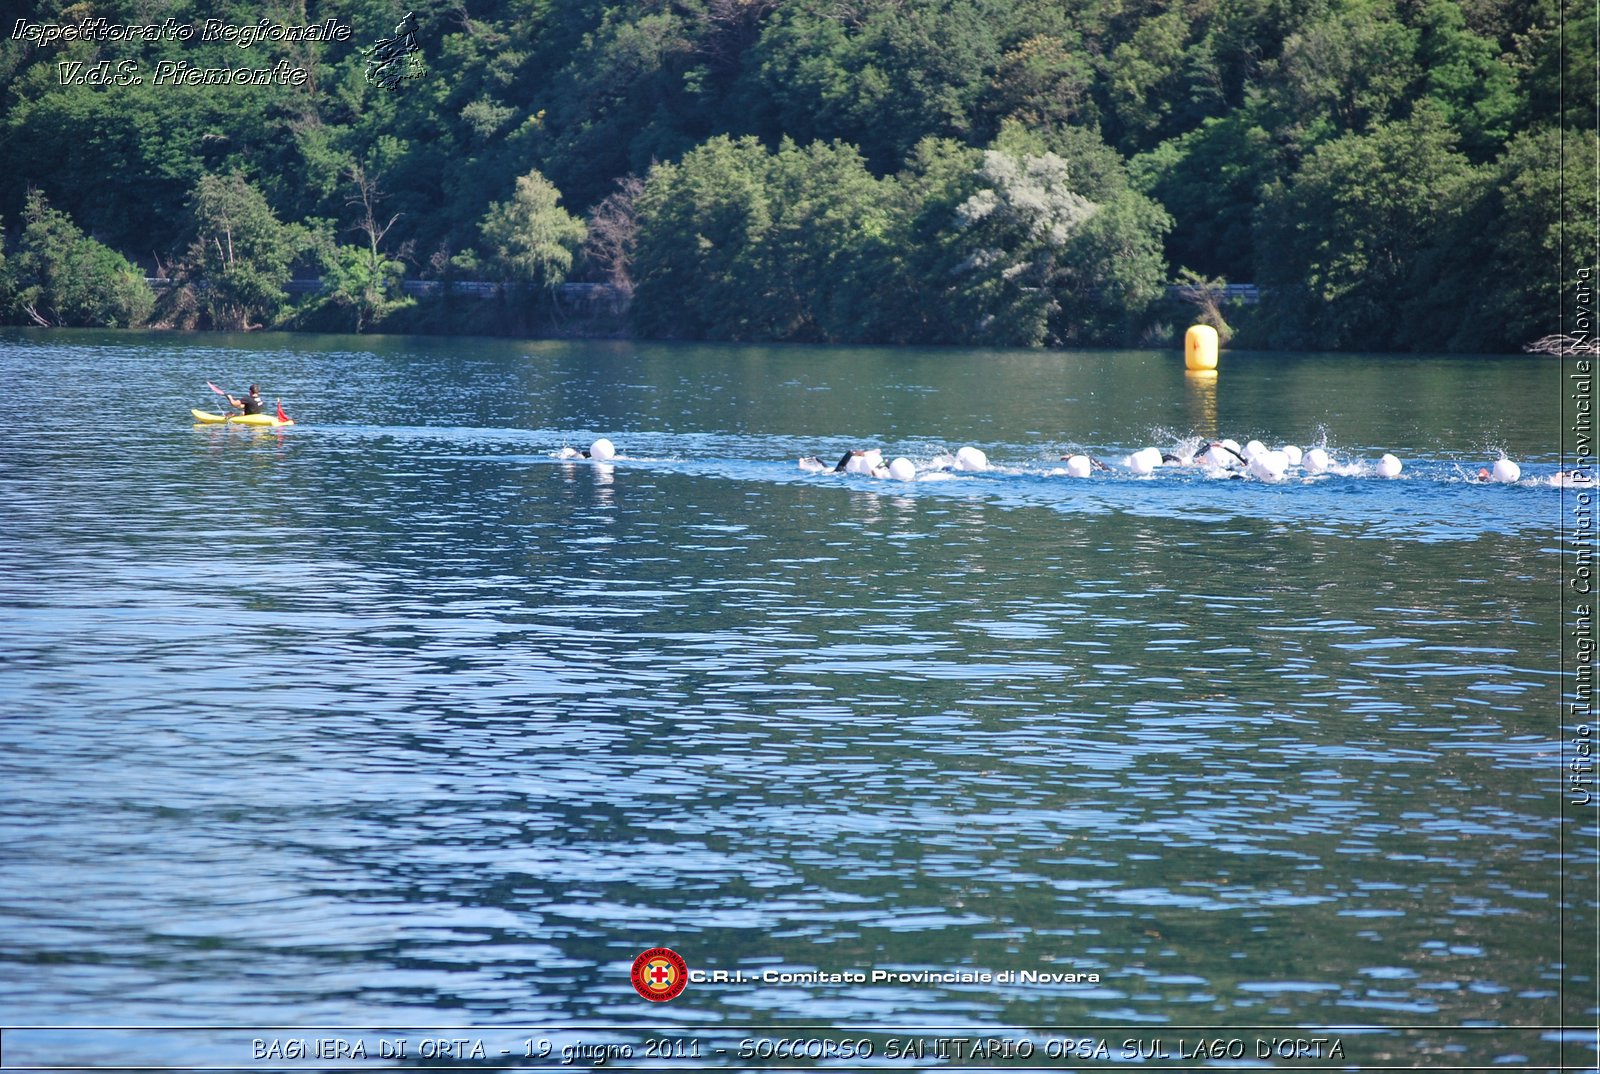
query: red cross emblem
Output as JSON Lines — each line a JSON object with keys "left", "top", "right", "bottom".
{"left": 631, "top": 947, "right": 688, "bottom": 1002}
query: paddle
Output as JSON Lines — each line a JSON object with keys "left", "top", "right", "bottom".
{"left": 205, "top": 380, "right": 239, "bottom": 420}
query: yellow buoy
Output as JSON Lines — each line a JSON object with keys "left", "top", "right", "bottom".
{"left": 1185, "top": 324, "right": 1218, "bottom": 371}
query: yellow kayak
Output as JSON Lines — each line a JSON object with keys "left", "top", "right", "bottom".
{"left": 191, "top": 408, "right": 295, "bottom": 427}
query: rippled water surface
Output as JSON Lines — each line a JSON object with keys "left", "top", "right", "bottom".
{"left": 0, "top": 330, "right": 1589, "bottom": 1069}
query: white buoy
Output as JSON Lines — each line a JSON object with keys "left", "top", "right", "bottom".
{"left": 1492, "top": 458, "right": 1521, "bottom": 483}
{"left": 1281, "top": 444, "right": 1303, "bottom": 466}
{"left": 1303, "top": 447, "right": 1331, "bottom": 474}
{"left": 589, "top": 438, "right": 617, "bottom": 462}
{"left": 1064, "top": 454, "right": 1093, "bottom": 479}
{"left": 888, "top": 457, "right": 916, "bottom": 481}
{"left": 1376, "top": 453, "right": 1402, "bottom": 478}
{"left": 955, "top": 446, "right": 988, "bottom": 471}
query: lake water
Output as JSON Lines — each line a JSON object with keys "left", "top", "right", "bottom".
{"left": 0, "top": 329, "right": 1591, "bottom": 1071}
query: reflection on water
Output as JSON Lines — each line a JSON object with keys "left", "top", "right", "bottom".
{"left": 0, "top": 330, "right": 1584, "bottom": 1068}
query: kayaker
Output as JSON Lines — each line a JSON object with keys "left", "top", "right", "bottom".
{"left": 227, "top": 385, "right": 265, "bottom": 415}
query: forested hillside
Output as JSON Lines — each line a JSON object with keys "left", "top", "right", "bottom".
{"left": 0, "top": 0, "right": 1591, "bottom": 350}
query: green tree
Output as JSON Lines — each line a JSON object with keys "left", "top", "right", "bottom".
{"left": 1263, "top": 0, "right": 1420, "bottom": 145}
{"left": 867, "top": 136, "right": 987, "bottom": 343}
{"left": 1056, "top": 189, "right": 1173, "bottom": 343}
{"left": 1518, "top": 0, "right": 1597, "bottom": 133}
{"left": 1255, "top": 102, "right": 1483, "bottom": 350}
{"left": 947, "top": 149, "right": 1100, "bottom": 346}
{"left": 8, "top": 189, "right": 153, "bottom": 328}
{"left": 744, "top": 0, "right": 1001, "bottom": 172}
{"left": 316, "top": 162, "right": 413, "bottom": 332}
{"left": 757, "top": 138, "right": 891, "bottom": 341}
{"left": 317, "top": 243, "right": 409, "bottom": 333}
{"left": 1416, "top": 0, "right": 1521, "bottom": 159}
{"left": 2, "top": 79, "right": 295, "bottom": 258}
{"left": 168, "top": 172, "right": 308, "bottom": 330}
{"left": 939, "top": 147, "right": 1170, "bottom": 345}
{"left": 632, "top": 135, "right": 889, "bottom": 342}
{"left": 979, "top": 33, "right": 1098, "bottom": 139}
{"left": 1131, "top": 112, "right": 1279, "bottom": 280}
{"left": 1104, "top": 8, "right": 1190, "bottom": 152}
{"left": 633, "top": 136, "right": 771, "bottom": 340}
{"left": 543, "top": 9, "right": 703, "bottom": 213}
{"left": 0, "top": 215, "right": 11, "bottom": 317}
{"left": 481, "top": 168, "right": 586, "bottom": 289}
{"left": 1411, "top": 126, "right": 1597, "bottom": 351}
{"left": 1486, "top": 127, "right": 1596, "bottom": 350}
{"left": 987, "top": 119, "right": 1133, "bottom": 201}
{"left": 0, "top": 0, "right": 1563, "bottom": 351}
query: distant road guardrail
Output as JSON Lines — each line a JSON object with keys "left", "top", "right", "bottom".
{"left": 145, "top": 277, "right": 625, "bottom": 302}
{"left": 1166, "top": 283, "right": 1260, "bottom": 304}
{"left": 146, "top": 278, "right": 1259, "bottom": 305}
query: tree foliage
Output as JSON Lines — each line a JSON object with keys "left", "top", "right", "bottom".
{"left": 0, "top": 0, "right": 1572, "bottom": 348}
{"left": 633, "top": 135, "right": 889, "bottom": 342}
{"left": 630, "top": 133, "right": 1168, "bottom": 345}
{"left": 10, "top": 190, "right": 153, "bottom": 327}
{"left": 481, "top": 169, "right": 586, "bottom": 288}
{"left": 163, "top": 172, "right": 308, "bottom": 331}
{"left": 1255, "top": 103, "right": 1484, "bottom": 350}
{"left": 947, "top": 150, "right": 1101, "bottom": 346}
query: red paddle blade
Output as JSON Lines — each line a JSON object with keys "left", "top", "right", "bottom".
{"left": 277, "top": 400, "right": 289, "bottom": 422}
{"left": 207, "top": 381, "right": 227, "bottom": 396}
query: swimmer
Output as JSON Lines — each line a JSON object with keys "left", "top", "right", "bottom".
{"left": 1203, "top": 441, "right": 1249, "bottom": 468}
{"left": 953, "top": 446, "right": 988, "bottom": 471}
{"left": 1473, "top": 459, "right": 1524, "bottom": 483}
{"left": 1122, "top": 447, "right": 1164, "bottom": 475}
{"left": 555, "top": 437, "right": 617, "bottom": 461}
{"left": 1248, "top": 448, "right": 1289, "bottom": 482}
{"left": 833, "top": 448, "right": 883, "bottom": 474}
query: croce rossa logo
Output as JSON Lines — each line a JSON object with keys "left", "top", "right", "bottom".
{"left": 630, "top": 948, "right": 688, "bottom": 1002}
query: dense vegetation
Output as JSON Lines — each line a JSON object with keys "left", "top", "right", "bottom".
{"left": 0, "top": 0, "right": 1590, "bottom": 350}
